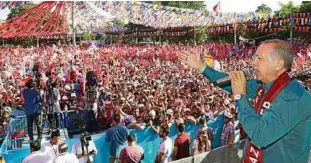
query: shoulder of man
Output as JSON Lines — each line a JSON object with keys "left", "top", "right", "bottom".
{"left": 119, "top": 124, "right": 129, "bottom": 130}
{"left": 166, "top": 137, "right": 173, "bottom": 144}
{"left": 280, "top": 80, "right": 307, "bottom": 100}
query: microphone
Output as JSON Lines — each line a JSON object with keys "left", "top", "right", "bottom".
{"left": 216, "top": 68, "right": 253, "bottom": 85}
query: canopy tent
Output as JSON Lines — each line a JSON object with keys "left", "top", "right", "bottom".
{"left": 0, "top": 1, "right": 277, "bottom": 39}
{"left": 0, "top": 1, "right": 67, "bottom": 38}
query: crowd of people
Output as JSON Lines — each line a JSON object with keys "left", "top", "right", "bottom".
{"left": 0, "top": 39, "right": 310, "bottom": 163}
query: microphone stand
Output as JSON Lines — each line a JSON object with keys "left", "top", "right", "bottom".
{"left": 85, "top": 141, "right": 91, "bottom": 163}
{"left": 81, "top": 139, "right": 92, "bottom": 163}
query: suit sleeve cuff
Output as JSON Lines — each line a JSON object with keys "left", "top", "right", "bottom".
{"left": 199, "top": 65, "right": 207, "bottom": 74}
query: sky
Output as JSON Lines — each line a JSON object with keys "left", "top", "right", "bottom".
{"left": 0, "top": 0, "right": 304, "bottom": 21}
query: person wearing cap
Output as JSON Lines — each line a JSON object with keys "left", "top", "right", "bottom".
{"left": 71, "top": 132, "right": 97, "bottom": 163}
{"left": 54, "top": 142, "right": 79, "bottom": 163}
{"left": 180, "top": 39, "right": 311, "bottom": 162}
{"left": 161, "top": 109, "right": 173, "bottom": 129}
{"left": 41, "top": 129, "right": 61, "bottom": 160}
{"left": 148, "top": 110, "right": 160, "bottom": 134}
{"left": 221, "top": 111, "right": 235, "bottom": 146}
{"left": 173, "top": 124, "right": 190, "bottom": 161}
{"left": 22, "top": 140, "right": 53, "bottom": 163}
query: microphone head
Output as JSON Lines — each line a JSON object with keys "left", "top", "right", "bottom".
{"left": 216, "top": 67, "right": 254, "bottom": 85}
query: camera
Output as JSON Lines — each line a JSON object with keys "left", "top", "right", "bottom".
{"left": 80, "top": 132, "right": 92, "bottom": 146}
{"left": 80, "top": 132, "right": 93, "bottom": 163}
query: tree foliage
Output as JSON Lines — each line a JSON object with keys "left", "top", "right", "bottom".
{"left": 299, "top": 1, "right": 311, "bottom": 12}
{"left": 82, "top": 33, "right": 95, "bottom": 40}
{"left": 7, "top": 3, "right": 36, "bottom": 20}
{"left": 278, "top": 1, "right": 299, "bottom": 17}
{"left": 255, "top": 4, "right": 272, "bottom": 14}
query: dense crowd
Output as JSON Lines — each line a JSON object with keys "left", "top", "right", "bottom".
{"left": 0, "top": 39, "right": 310, "bottom": 162}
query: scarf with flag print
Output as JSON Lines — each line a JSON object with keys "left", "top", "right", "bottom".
{"left": 244, "top": 71, "right": 293, "bottom": 163}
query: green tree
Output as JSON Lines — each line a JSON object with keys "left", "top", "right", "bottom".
{"left": 82, "top": 33, "right": 95, "bottom": 40}
{"left": 278, "top": 1, "right": 299, "bottom": 17}
{"left": 7, "top": 3, "right": 36, "bottom": 20}
{"left": 255, "top": 3, "right": 272, "bottom": 14}
{"left": 299, "top": 1, "right": 311, "bottom": 12}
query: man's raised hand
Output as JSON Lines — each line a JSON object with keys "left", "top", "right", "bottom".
{"left": 178, "top": 50, "right": 206, "bottom": 72}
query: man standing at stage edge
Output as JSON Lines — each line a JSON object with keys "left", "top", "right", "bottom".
{"left": 179, "top": 39, "right": 311, "bottom": 163}
{"left": 105, "top": 114, "right": 129, "bottom": 163}
{"left": 22, "top": 79, "right": 42, "bottom": 141}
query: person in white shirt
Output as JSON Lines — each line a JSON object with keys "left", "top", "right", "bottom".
{"left": 41, "top": 129, "right": 61, "bottom": 160}
{"left": 71, "top": 132, "right": 98, "bottom": 163}
{"left": 156, "top": 126, "right": 173, "bottom": 163}
{"left": 22, "top": 140, "right": 53, "bottom": 163}
{"left": 54, "top": 142, "right": 79, "bottom": 163}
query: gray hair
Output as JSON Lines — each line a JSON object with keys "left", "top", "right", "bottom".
{"left": 261, "top": 39, "right": 293, "bottom": 70}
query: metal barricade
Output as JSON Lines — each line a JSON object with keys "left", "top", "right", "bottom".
{"left": 6, "top": 116, "right": 27, "bottom": 150}
{"left": 65, "top": 110, "right": 87, "bottom": 135}
{"left": 171, "top": 140, "right": 245, "bottom": 163}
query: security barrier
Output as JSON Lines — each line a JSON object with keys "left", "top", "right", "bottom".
{"left": 0, "top": 116, "right": 226, "bottom": 163}
{"left": 171, "top": 140, "right": 245, "bottom": 163}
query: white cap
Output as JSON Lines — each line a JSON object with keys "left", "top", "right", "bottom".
{"left": 166, "top": 109, "right": 173, "bottom": 115}
{"left": 229, "top": 104, "right": 235, "bottom": 109}
{"left": 149, "top": 110, "right": 156, "bottom": 117}
{"left": 62, "top": 96, "right": 68, "bottom": 100}
{"left": 184, "top": 108, "right": 191, "bottom": 112}
{"left": 64, "top": 85, "right": 71, "bottom": 90}
{"left": 224, "top": 111, "right": 233, "bottom": 119}
{"left": 176, "top": 118, "right": 184, "bottom": 124}
{"left": 138, "top": 104, "right": 144, "bottom": 108}
{"left": 224, "top": 99, "right": 230, "bottom": 105}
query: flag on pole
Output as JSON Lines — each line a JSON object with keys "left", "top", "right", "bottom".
{"left": 213, "top": 2, "right": 220, "bottom": 13}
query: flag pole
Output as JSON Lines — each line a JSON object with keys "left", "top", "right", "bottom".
{"left": 219, "top": 1, "right": 221, "bottom": 12}
{"left": 72, "top": 1, "right": 76, "bottom": 46}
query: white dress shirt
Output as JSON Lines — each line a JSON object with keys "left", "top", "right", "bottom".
{"left": 54, "top": 153, "right": 79, "bottom": 163}
{"left": 41, "top": 141, "right": 59, "bottom": 160}
{"left": 22, "top": 151, "right": 53, "bottom": 163}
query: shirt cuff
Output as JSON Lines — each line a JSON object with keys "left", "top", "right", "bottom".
{"left": 200, "top": 65, "right": 207, "bottom": 74}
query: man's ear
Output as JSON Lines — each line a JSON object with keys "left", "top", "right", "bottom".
{"left": 275, "top": 59, "right": 285, "bottom": 71}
